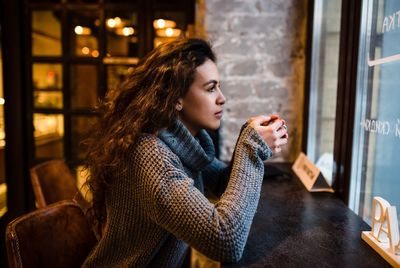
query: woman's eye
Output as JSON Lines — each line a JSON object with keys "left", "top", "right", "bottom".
{"left": 207, "top": 86, "right": 216, "bottom": 92}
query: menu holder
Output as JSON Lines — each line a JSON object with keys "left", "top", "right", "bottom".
{"left": 292, "top": 152, "right": 334, "bottom": 193}
{"left": 361, "top": 197, "right": 400, "bottom": 267}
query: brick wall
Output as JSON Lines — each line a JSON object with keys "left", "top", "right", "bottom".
{"left": 196, "top": 0, "right": 307, "bottom": 162}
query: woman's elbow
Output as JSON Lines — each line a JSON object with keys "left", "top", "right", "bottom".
{"left": 211, "top": 239, "right": 245, "bottom": 263}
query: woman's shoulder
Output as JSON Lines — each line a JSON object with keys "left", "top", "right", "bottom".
{"left": 133, "top": 133, "right": 181, "bottom": 165}
{"left": 124, "top": 134, "right": 184, "bottom": 175}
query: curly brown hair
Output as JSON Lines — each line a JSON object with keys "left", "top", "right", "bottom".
{"left": 83, "top": 38, "right": 216, "bottom": 229}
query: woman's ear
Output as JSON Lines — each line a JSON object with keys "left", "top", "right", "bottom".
{"left": 176, "top": 99, "right": 183, "bottom": 111}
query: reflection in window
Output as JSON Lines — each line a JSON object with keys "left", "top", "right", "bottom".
{"left": 34, "top": 113, "right": 64, "bottom": 158}
{"left": 106, "top": 11, "right": 139, "bottom": 57}
{"left": 307, "top": 0, "right": 342, "bottom": 184}
{"left": 32, "top": 10, "right": 61, "bottom": 56}
{"left": 71, "top": 65, "right": 98, "bottom": 109}
{"left": 69, "top": 10, "right": 99, "bottom": 57}
{"left": 33, "top": 63, "right": 63, "bottom": 109}
{"left": 350, "top": 0, "right": 400, "bottom": 229}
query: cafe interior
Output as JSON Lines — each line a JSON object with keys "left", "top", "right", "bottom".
{"left": 0, "top": 0, "right": 399, "bottom": 267}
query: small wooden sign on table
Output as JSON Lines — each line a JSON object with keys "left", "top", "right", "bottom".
{"left": 292, "top": 152, "right": 334, "bottom": 193}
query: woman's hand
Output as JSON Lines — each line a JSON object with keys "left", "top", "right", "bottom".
{"left": 247, "top": 115, "right": 288, "bottom": 154}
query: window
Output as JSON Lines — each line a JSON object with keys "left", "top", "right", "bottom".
{"left": 307, "top": 0, "right": 342, "bottom": 184}
{"left": 349, "top": 0, "right": 400, "bottom": 227}
{"left": 24, "top": 0, "right": 194, "bottom": 197}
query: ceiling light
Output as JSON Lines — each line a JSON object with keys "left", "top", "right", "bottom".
{"left": 153, "top": 19, "right": 177, "bottom": 29}
{"left": 156, "top": 28, "right": 181, "bottom": 37}
{"left": 74, "top": 26, "right": 91, "bottom": 35}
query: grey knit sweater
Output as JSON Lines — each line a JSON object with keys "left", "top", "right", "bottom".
{"left": 82, "top": 120, "right": 272, "bottom": 268}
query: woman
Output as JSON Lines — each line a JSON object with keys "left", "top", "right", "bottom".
{"left": 83, "top": 38, "right": 288, "bottom": 267}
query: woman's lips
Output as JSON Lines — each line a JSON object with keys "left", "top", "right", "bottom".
{"left": 215, "top": 111, "right": 223, "bottom": 119}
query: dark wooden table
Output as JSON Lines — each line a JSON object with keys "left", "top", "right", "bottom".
{"left": 222, "top": 164, "right": 389, "bottom": 267}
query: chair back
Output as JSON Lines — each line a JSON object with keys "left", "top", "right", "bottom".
{"left": 5, "top": 200, "right": 97, "bottom": 268}
{"left": 30, "top": 159, "right": 87, "bottom": 209}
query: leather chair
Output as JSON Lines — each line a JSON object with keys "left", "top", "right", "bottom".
{"left": 5, "top": 200, "right": 97, "bottom": 268}
{"left": 30, "top": 159, "right": 88, "bottom": 210}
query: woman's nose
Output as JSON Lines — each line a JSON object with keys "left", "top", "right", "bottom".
{"left": 217, "top": 91, "right": 226, "bottom": 105}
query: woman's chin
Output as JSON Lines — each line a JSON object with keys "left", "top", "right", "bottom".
{"left": 205, "top": 122, "right": 221, "bottom": 131}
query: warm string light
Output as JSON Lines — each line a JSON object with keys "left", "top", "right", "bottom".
{"left": 166, "top": 28, "right": 173, "bottom": 37}
{"left": 153, "top": 19, "right": 180, "bottom": 39}
{"left": 74, "top": 17, "right": 139, "bottom": 57}
{"left": 81, "top": 47, "right": 90, "bottom": 55}
{"left": 115, "top": 27, "right": 135, "bottom": 36}
{"left": 153, "top": 19, "right": 176, "bottom": 29}
{"left": 74, "top": 26, "right": 91, "bottom": 35}
{"left": 91, "top": 50, "right": 99, "bottom": 57}
{"left": 122, "top": 27, "right": 134, "bottom": 36}
{"left": 156, "top": 28, "right": 181, "bottom": 37}
{"left": 107, "top": 17, "right": 122, "bottom": 28}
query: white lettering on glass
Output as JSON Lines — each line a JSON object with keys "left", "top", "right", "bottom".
{"left": 397, "top": 11, "right": 400, "bottom": 27}
{"left": 382, "top": 10, "right": 400, "bottom": 33}
{"left": 396, "top": 119, "right": 400, "bottom": 138}
{"left": 361, "top": 119, "right": 390, "bottom": 135}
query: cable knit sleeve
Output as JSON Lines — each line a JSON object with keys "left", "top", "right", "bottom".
{"left": 136, "top": 124, "right": 272, "bottom": 263}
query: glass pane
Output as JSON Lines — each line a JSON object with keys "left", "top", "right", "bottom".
{"left": 0, "top": 43, "right": 6, "bottom": 217}
{"left": 153, "top": 11, "right": 186, "bottom": 47}
{"left": 306, "top": 0, "right": 342, "bottom": 184}
{"left": 33, "top": 63, "right": 63, "bottom": 109}
{"left": 71, "top": 116, "right": 98, "bottom": 160}
{"left": 107, "top": 65, "right": 134, "bottom": 90}
{"left": 350, "top": 0, "right": 400, "bottom": 229}
{"left": 69, "top": 10, "right": 100, "bottom": 57}
{"left": 34, "top": 113, "right": 64, "bottom": 158}
{"left": 106, "top": 11, "right": 139, "bottom": 57}
{"left": 71, "top": 64, "right": 98, "bottom": 109}
{"left": 32, "top": 10, "right": 62, "bottom": 56}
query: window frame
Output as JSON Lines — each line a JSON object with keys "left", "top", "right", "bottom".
{"left": 304, "top": 0, "right": 363, "bottom": 204}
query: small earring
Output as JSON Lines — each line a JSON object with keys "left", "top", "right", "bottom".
{"left": 176, "top": 103, "right": 182, "bottom": 111}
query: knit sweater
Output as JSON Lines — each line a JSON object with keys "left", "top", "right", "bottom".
{"left": 82, "top": 120, "right": 272, "bottom": 268}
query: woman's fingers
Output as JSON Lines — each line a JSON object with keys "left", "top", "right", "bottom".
{"left": 261, "top": 114, "right": 280, "bottom": 126}
{"left": 276, "top": 137, "right": 288, "bottom": 146}
{"left": 247, "top": 114, "right": 288, "bottom": 154}
{"left": 273, "top": 146, "right": 282, "bottom": 153}
{"left": 268, "top": 119, "right": 283, "bottom": 130}
{"left": 248, "top": 115, "right": 271, "bottom": 127}
{"left": 268, "top": 136, "right": 288, "bottom": 148}
{"left": 275, "top": 127, "right": 287, "bottom": 139}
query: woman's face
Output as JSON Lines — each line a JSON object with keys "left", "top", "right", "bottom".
{"left": 178, "top": 59, "right": 226, "bottom": 136}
